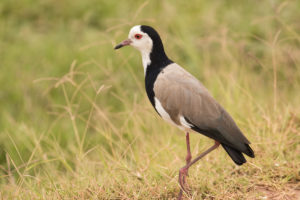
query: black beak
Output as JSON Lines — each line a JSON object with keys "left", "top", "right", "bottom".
{"left": 114, "top": 39, "right": 132, "bottom": 50}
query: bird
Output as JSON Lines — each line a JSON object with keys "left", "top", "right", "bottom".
{"left": 114, "top": 25, "right": 254, "bottom": 199}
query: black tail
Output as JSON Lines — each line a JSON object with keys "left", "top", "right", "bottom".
{"left": 221, "top": 143, "right": 254, "bottom": 165}
{"left": 244, "top": 144, "right": 255, "bottom": 158}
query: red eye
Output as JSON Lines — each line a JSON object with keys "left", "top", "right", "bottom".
{"left": 134, "top": 34, "right": 143, "bottom": 39}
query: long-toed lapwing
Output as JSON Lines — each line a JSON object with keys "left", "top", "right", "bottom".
{"left": 114, "top": 25, "right": 254, "bottom": 199}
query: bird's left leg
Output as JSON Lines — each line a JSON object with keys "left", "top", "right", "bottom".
{"left": 185, "top": 132, "right": 192, "bottom": 165}
{"left": 177, "top": 132, "right": 192, "bottom": 199}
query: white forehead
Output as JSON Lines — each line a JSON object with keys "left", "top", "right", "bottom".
{"left": 128, "top": 25, "right": 142, "bottom": 37}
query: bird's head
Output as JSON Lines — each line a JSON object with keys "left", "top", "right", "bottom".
{"left": 114, "top": 25, "right": 154, "bottom": 54}
{"left": 114, "top": 25, "right": 170, "bottom": 74}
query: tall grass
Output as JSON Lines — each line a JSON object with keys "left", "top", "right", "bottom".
{"left": 0, "top": 0, "right": 299, "bottom": 199}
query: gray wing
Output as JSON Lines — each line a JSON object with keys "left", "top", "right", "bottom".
{"left": 154, "top": 63, "right": 251, "bottom": 153}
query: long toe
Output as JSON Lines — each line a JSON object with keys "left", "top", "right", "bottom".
{"left": 178, "top": 168, "right": 189, "bottom": 194}
{"left": 177, "top": 190, "right": 183, "bottom": 200}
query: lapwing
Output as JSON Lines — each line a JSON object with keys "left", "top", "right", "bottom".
{"left": 114, "top": 25, "right": 254, "bottom": 199}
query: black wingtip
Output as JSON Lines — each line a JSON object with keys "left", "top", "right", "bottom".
{"left": 244, "top": 144, "right": 255, "bottom": 158}
{"left": 222, "top": 144, "right": 247, "bottom": 165}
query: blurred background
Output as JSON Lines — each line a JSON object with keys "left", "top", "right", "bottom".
{"left": 0, "top": 0, "right": 299, "bottom": 199}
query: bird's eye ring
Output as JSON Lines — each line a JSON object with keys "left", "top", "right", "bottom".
{"left": 134, "top": 34, "right": 143, "bottom": 39}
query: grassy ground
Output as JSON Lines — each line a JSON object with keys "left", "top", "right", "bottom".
{"left": 0, "top": 0, "right": 300, "bottom": 199}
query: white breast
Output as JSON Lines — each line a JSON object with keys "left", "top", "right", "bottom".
{"left": 154, "top": 97, "right": 176, "bottom": 126}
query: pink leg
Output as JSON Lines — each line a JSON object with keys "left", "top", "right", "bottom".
{"left": 177, "top": 140, "right": 220, "bottom": 199}
{"left": 185, "top": 132, "right": 192, "bottom": 165}
{"left": 178, "top": 132, "right": 192, "bottom": 199}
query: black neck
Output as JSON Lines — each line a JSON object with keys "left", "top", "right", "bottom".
{"left": 140, "top": 25, "right": 172, "bottom": 74}
{"left": 141, "top": 25, "right": 173, "bottom": 108}
{"left": 148, "top": 37, "right": 171, "bottom": 69}
{"left": 144, "top": 43, "right": 173, "bottom": 108}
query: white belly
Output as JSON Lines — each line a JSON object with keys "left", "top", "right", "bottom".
{"left": 154, "top": 97, "right": 192, "bottom": 131}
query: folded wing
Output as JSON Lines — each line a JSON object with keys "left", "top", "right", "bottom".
{"left": 153, "top": 63, "right": 254, "bottom": 161}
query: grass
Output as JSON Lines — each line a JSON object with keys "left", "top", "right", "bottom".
{"left": 0, "top": 0, "right": 300, "bottom": 199}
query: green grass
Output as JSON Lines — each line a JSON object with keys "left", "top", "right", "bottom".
{"left": 0, "top": 0, "right": 300, "bottom": 199}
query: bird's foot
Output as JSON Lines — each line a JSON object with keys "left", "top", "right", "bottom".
{"left": 177, "top": 167, "right": 190, "bottom": 200}
{"left": 178, "top": 167, "right": 190, "bottom": 194}
{"left": 177, "top": 190, "right": 183, "bottom": 200}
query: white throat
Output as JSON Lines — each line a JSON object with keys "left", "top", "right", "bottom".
{"left": 128, "top": 25, "right": 153, "bottom": 76}
{"left": 141, "top": 50, "right": 151, "bottom": 76}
